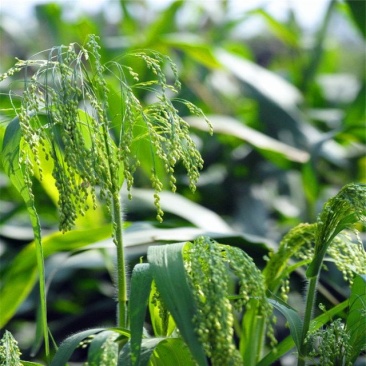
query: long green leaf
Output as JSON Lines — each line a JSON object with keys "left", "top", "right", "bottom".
{"left": 161, "top": 34, "right": 222, "bottom": 69}
{"left": 215, "top": 49, "right": 303, "bottom": 113}
{"left": 129, "top": 263, "right": 153, "bottom": 366}
{"left": 346, "top": 274, "right": 366, "bottom": 363}
{"left": 50, "top": 328, "right": 105, "bottom": 366}
{"left": 149, "top": 281, "right": 176, "bottom": 337}
{"left": 268, "top": 298, "right": 303, "bottom": 351}
{"left": 119, "top": 338, "right": 160, "bottom": 366}
{"left": 147, "top": 243, "right": 208, "bottom": 366}
{"left": 1, "top": 116, "right": 49, "bottom": 358}
{"left": 186, "top": 115, "right": 309, "bottom": 164}
{"left": 345, "top": 0, "right": 366, "bottom": 38}
{"left": 119, "top": 337, "right": 196, "bottom": 366}
{"left": 88, "top": 330, "right": 119, "bottom": 365}
{"left": 0, "top": 225, "right": 111, "bottom": 328}
{"left": 149, "top": 338, "right": 196, "bottom": 366}
{"left": 257, "top": 300, "right": 349, "bottom": 366}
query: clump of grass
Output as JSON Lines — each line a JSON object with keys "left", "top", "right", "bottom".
{"left": 1, "top": 34, "right": 211, "bottom": 357}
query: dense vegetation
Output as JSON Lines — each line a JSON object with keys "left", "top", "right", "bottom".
{"left": 0, "top": 1, "right": 365, "bottom": 365}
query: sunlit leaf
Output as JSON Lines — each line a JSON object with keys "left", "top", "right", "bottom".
{"left": 161, "top": 34, "right": 222, "bottom": 69}
{"left": 215, "top": 49, "right": 303, "bottom": 111}
{"left": 88, "top": 330, "right": 119, "bottom": 366}
{"left": 186, "top": 114, "right": 309, "bottom": 164}
{"left": 0, "top": 225, "right": 111, "bottom": 328}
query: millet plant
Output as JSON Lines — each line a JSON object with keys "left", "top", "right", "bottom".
{"left": 1, "top": 35, "right": 365, "bottom": 366}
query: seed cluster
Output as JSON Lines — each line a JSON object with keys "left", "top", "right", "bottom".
{"left": 184, "top": 237, "right": 275, "bottom": 364}
{"left": 327, "top": 231, "right": 366, "bottom": 282}
{"left": 222, "top": 244, "right": 276, "bottom": 346}
{"left": 306, "top": 318, "right": 352, "bottom": 366}
{"left": 264, "top": 223, "right": 316, "bottom": 300}
{"left": 184, "top": 237, "right": 242, "bottom": 365}
{"left": 315, "top": 183, "right": 366, "bottom": 257}
{"left": 1, "top": 34, "right": 211, "bottom": 230}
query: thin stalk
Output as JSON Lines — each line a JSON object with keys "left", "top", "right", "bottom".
{"left": 112, "top": 192, "right": 128, "bottom": 328}
{"left": 29, "top": 209, "right": 50, "bottom": 363}
{"left": 35, "top": 239, "right": 50, "bottom": 363}
{"left": 298, "top": 275, "right": 319, "bottom": 366}
{"left": 255, "top": 315, "right": 267, "bottom": 363}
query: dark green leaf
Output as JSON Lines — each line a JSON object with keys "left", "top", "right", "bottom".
{"left": 148, "top": 243, "right": 208, "bottom": 366}
{"left": 345, "top": 0, "right": 366, "bottom": 38}
{"left": 346, "top": 274, "right": 366, "bottom": 363}
{"left": 268, "top": 298, "right": 303, "bottom": 351}
{"left": 50, "top": 328, "right": 105, "bottom": 366}
{"left": 88, "top": 330, "right": 119, "bottom": 365}
{"left": 129, "top": 263, "right": 153, "bottom": 366}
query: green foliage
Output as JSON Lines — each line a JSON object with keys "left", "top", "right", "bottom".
{"left": 346, "top": 275, "right": 366, "bottom": 363}
{"left": 0, "top": 1, "right": 365, "bottom": 365}
{"left": 306, "top": 275, "right": 366, "bottom": 366}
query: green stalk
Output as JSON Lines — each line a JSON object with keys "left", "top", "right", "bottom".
{"left": 297, "top": 276, "right": 318, "bottom": 366}
{"left": 35, "top": 236, "right": 50, "bottom": 363}
{"left": 112, "top": 192, "right": 128, "bottom": 328}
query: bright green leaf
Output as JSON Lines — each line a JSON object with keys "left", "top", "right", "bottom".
{"left": 0, "top": 225, "right": 112, "bottom": 328}
{"left": 186, "top": 115, "right": 309, "bottom": 164}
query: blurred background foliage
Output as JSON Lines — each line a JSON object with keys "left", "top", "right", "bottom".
{"left": 0, "top": 0, "right": 365, "bottom": 363}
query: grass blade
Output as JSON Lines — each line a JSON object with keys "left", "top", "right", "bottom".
{"left": 346, "top": 274, "right": 366, "bottom": 363}
{"left": 0, "top": 226, "right": 111, "bottom": 328}
{"left": 268, "top": 298, "right": 303, "bottom": 351}
{"left": 50, "top": 328, "right": 105, "bottom": 366}
{"left": 129, "top": 263, "right": 153, "bottom": 366}
{"left": 147, "top": 243, "right": 208, "bottom": 366}
{"left": 1, "top": 116, "right": 49, "bottom": 359}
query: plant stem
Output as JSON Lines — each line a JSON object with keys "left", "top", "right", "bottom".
{"left": 297, "top": 276, "right": 318, "bottom": 366}
{"left": 28, "top": 205, "right": 50, "bottom": 362}
{"left": 112, "top": 192, "right": 128, "bottom": 328}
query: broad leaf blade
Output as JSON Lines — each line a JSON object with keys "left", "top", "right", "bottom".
{"left": 149, "top": 281, "right": 176, "bottom": 337}
{"left": 0, "top": 225, "right": 112, "bottom": 328}
{"left": 258, "top": 300, "right": 349, "bottom": 366}
{"left": 150, "top": 338, "right": 196, "bottom": 366}
{"left": 268, "top": 298, "right": 303, "bottom": 352}
{"left": 345, "top": 0, "right": 366, "bottom": 38}
{"left": 147, "top": 243, "right": 208, "bottom": 366}
{"left": 186, "top": 114, "right": 309, "bottom": 164}
{"left": 129, "top": 263, "right": 153, "bottom": 366}
{"left": 1, "top": 116, "right": 48, "bottom": 354}
{"left": 346, "top": 274, "right": 366, "bottom": 363}
{"left": 119, "top": 338, "right": 163, "bottom": 366}
{"left": 50, "top": 328, "right": 105, "bottom": 366}
{"left": 119, "top": 337, "right": 195, "bottom": 366}
{"left": 88, "top": 330, "right": 119, "bottom": 365}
